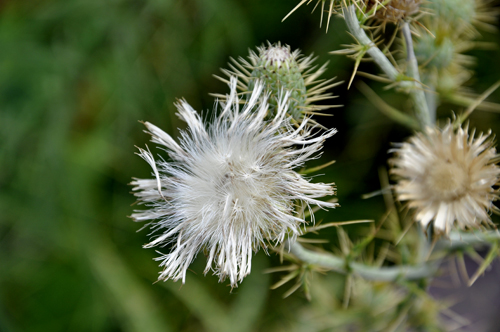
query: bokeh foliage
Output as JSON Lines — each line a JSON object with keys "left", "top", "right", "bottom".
{"left": 1, "top": 0, "right": 500, "bottom": 331}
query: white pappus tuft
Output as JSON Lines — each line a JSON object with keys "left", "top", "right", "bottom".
{"left": 131, "top": 78, "right": 337, "bottom": 287}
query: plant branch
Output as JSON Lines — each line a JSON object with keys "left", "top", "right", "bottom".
{"left": 343, "top": 5, "right": 399, "bottom": 81}
{"left": 437, "top": 230, "right": 500, "bottom": 251}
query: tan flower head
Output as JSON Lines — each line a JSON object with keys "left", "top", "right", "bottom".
{"left": 390, "top": 123, "right": 500, "bottom": 234}
{"left": 368, "top": 0, "right": 422, "bottom": 23}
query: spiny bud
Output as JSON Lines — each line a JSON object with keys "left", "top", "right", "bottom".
{"left": 425, "top": 0, "right": 476, "bottom": 27}
{"left": 414, "top": 32, "right": 473, "bottom": 96}
{"left": 248, "top": 44, "right": 308, "bottom": 120}
{"left": 414, "top": 35, "right": 455, "bottom": 69}
{"left": 213, "top": 42, "right": 341, "bottom": 122}
{"left": 422, "top": 0, "right": 497, "bottom": 35}
{"left": 412, "top": 0, "right": 496, "bottom": 101}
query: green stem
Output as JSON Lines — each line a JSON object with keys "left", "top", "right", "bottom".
{"left": 357, "top": 80, "right": 420, "bottom": 130}
{"left": 401, "top": 22, "right": 431, "bottom": 127}
{"left": 446, "top": 93, "right": 500, "bottom": 113}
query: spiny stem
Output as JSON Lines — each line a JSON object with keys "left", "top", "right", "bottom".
{"left": 425, "top": 84, "right": 437, "bottom": 124}
{"left": 287, "top": 230, "right": 500, "bottom": 282}
{"left": 437, "top": 230, "right": 500, "bottom": 251}
{"left": 287, "top": 240, "right": 438, "bottom": 281}
{"left": 401, "top": 22, "right": 432, "bottom": 127}
{"left": 343, "top": 6, "right": 433, "bottom": 128}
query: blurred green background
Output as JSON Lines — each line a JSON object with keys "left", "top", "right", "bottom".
{"left": 2, "top": 1, "right": 500, "bottom": 331}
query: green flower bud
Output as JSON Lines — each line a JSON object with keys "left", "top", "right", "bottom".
{"left": 415, "top": 35, "right": 455, "bottom": 69}
{"left": 214, "top": 42, "right": 341, "bottom": 122}
{"left": 248, "top": 45, "right": 308, "bottom": 120}
{"left": 425, "top": 0, "right": 475, "bottom": 26}
{"left": 422, "top": 0, "right": 497, "bottom": 35}
{"left": 435, "top": 69, "right": 472, "bottom": 96}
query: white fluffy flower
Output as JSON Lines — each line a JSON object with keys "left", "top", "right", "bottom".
{"left": 131, "top": 78, "right": 337, "bottom": 287}
{"left": 390, "top": 123, "right": 500, "bottom": 234}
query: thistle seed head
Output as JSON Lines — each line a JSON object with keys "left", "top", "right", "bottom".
{"left": 131, "top": 77, "right": 338, "bottom": 287}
